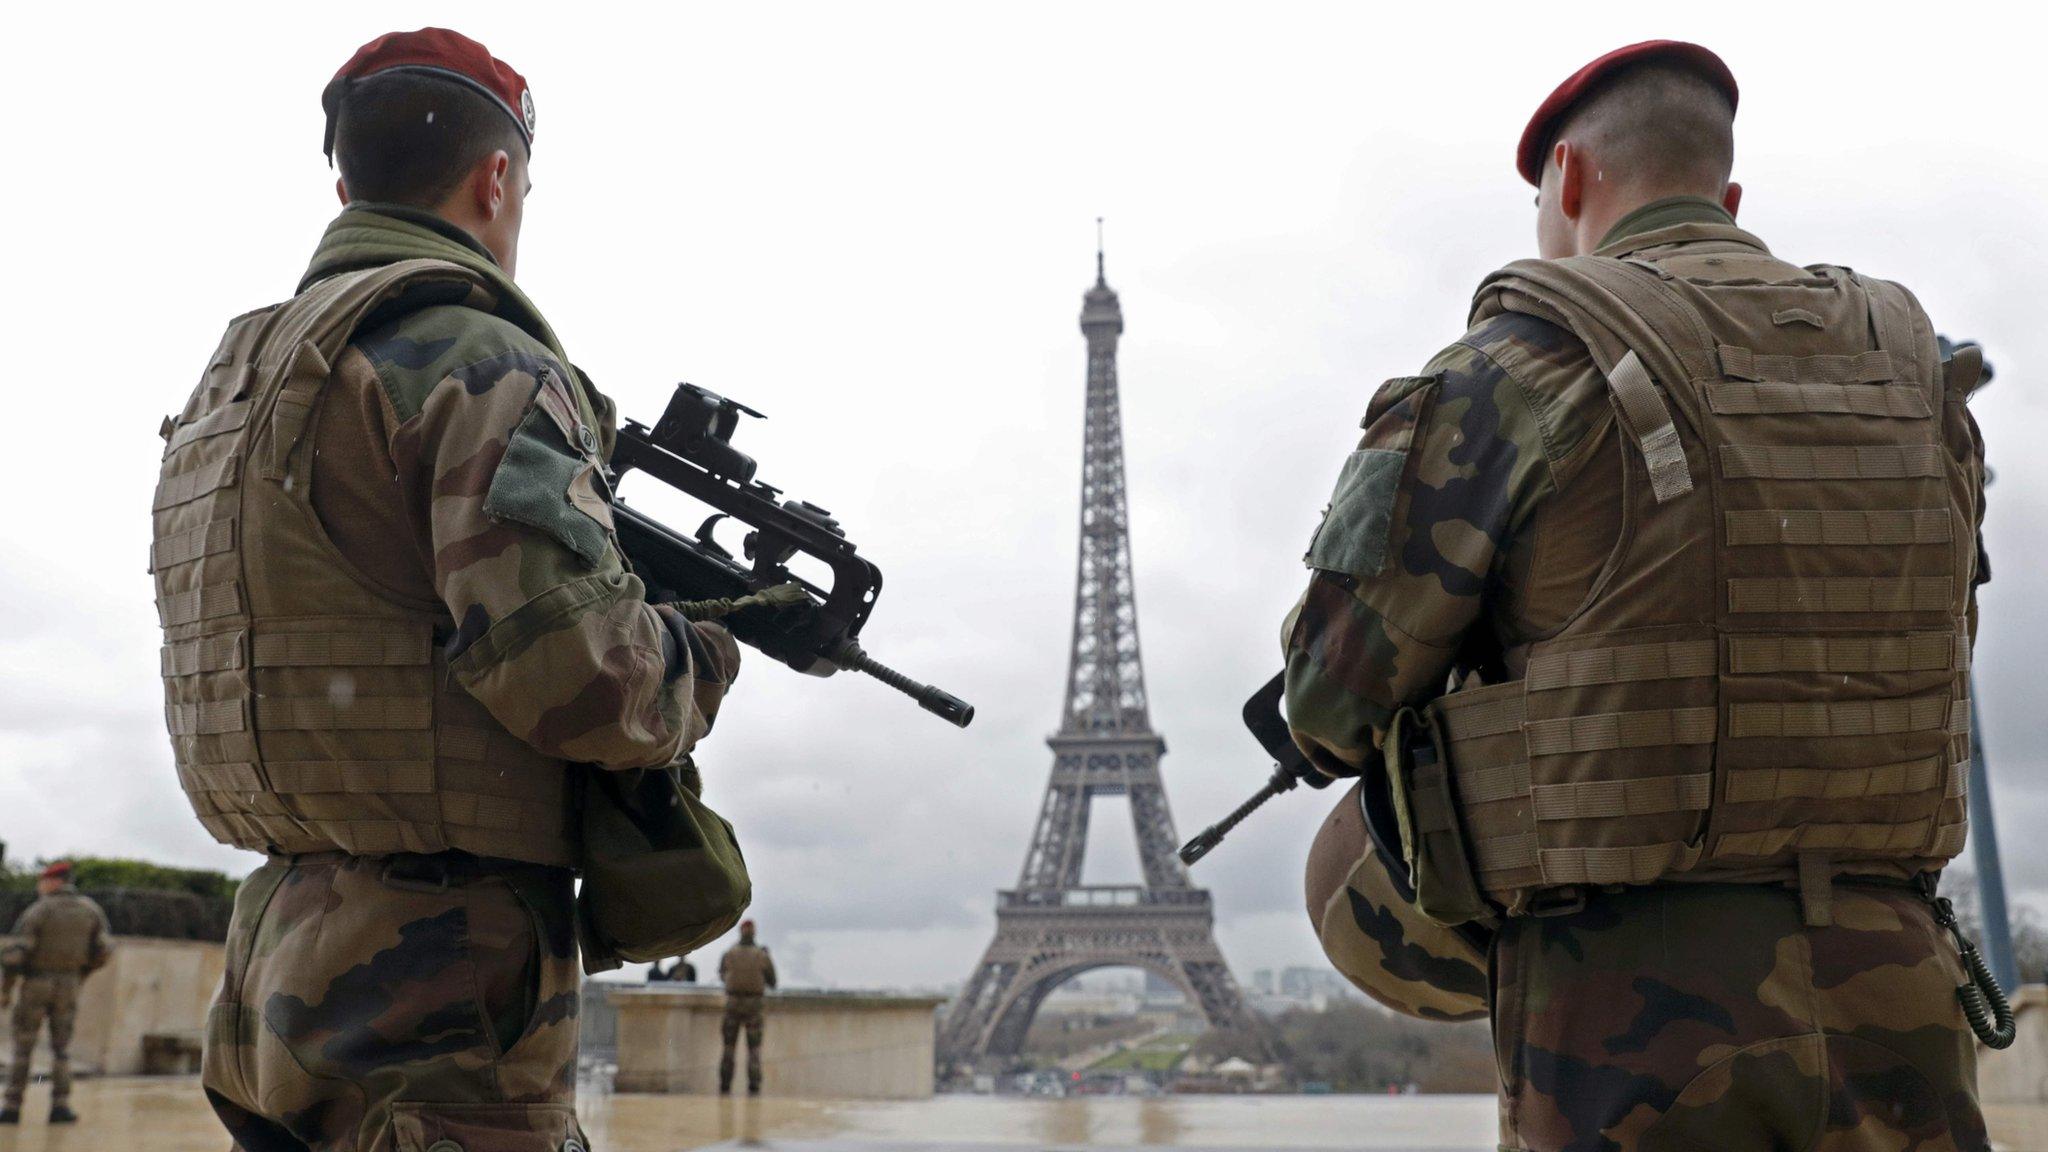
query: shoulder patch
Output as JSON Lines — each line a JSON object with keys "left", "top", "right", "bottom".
{"left": 1306, "top": 375, "right": 1438, "bottom": 579}
{"left": 483, "top": 367, "right": 615, "bottom": 568}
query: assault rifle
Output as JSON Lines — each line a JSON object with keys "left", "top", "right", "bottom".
{"left": 1178, "top": 672, "right": 1330, "bottom": 865}
{"left": 609, "top": 383, "right": 974, "bottom": 728}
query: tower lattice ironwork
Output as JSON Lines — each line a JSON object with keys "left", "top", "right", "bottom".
{"left": 941, "top": 235, "right": 1260, "bottom": 1062}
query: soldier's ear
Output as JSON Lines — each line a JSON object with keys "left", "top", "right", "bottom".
{"left": 1722, "top": 182, "right": 1743, "bottom": 219}
{"left": 476, "top": 150, "right": 513, "bottom": 221}
{"left": 336, "top": 177, "right": 350, "bottom": 207}
{"left": 1555, "top": 141, "right": 1585, "bottom": 222}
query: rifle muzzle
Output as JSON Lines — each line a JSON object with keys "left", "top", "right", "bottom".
{"left": 830, "top": 641, "right": 975, "bottom": 728}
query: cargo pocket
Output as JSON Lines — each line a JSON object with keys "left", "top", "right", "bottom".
{"left": 1385, "top": 706, "right": 1490, "bottom": 927}
{"left": 390, "top": 1101, "right": 587, "bottom": 1152}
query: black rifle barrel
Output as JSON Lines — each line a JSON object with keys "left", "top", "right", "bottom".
{"left": 831, "top": 640, "right": 975, "bottom": 728}
{"left": 1179, "top": 764, "right": 1299, "bottom": 865}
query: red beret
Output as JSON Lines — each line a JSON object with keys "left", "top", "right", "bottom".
{"left": 40, "top": 861, "right": 71, "bottom": 881}
{"left": 322, "top": 28, "right": 534, "bottom": 159}
{"left": 1518, "top": 40, "right": 1737, "bottom": 186}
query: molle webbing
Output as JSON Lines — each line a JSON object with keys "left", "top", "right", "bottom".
{"left": 1723, "top": 509, "right": 1950, "bottom": 548}
{"left": 1525, "top": 640, "right": 1714, "bottom": 690}
{"left": 1704, "top": 380, "right": 1931, "bottom": 418}
{"left": 1724, "top": 633, "right": 1962, "bottom": 674}
{"left": 1719, "top": 443, "right": 1943, "bottom": 480}
{"left": 1427, "top": 248, "right": 1973, "bottom": 917}
{"left": 1726, "top": 577, "right": 1953, "bottom": 615}
{"left": 1718, "top": 345, "right": 1894, "bottom": 384}
{"left": 155, "top": 260, "right": 577, "bottom": 868}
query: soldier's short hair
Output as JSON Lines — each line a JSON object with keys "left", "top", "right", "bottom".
{"left": 333, "top": 70, "right": 528, "bottom": 208}
{"left": 1555, "top": 61, "right": 1735, "bottom": 190}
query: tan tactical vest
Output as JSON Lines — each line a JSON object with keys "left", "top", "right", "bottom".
{"left": 1402, "top": 229, "right": 1979, "bottom": 919}
{"left": 153, "top": 260, "right": 577, "bottom": 868}
{"left": 20, "top": 891, "right": 107, "bottom": 975}
{"left": 721, "top": 943, "right": 774, "bottom": 995}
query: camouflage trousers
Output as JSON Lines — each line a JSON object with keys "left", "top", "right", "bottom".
{"left": 719, "top": 994, "right": 765, "bottom": 1092}
{"left": 1491, "top": 882, "right": 1987, "bottom": 1152}
{"left": 6, "top": 973, "right": 81, "bottom": 1109}
{"left": 201, "top": 853, "right": 588, "bottom": 1152}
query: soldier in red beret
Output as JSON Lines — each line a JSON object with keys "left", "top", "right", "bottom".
{"left": 163, "top": 28, "right": 743, "bottom": 1152}
{"left": 1288, "top": 41, "right": 1992, "bottom": 1150}
{"left": 3, "top": 861, "right": 109, "bottom": 1126}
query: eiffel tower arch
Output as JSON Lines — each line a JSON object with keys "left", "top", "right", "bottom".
{"left": 941, "top": 234, "right": 1261, "bottom": 1062}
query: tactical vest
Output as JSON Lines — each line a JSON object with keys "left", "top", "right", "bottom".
{"left": 20, "top": 892, "right": 106, "bottom": 975}
{"left": 153, "top": 260, "right": 577, "bottom": 868}
{"left": 722, "top": 944, "right": 773, "bottom": 995}
{"left": 1394, "top": 228, "right": 1980, "bottom": 920}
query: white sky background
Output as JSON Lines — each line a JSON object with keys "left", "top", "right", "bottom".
{"left": 2, "top": 2, "right": 2045, "bottom": 990}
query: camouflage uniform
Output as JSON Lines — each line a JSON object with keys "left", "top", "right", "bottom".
{"left": 1287, "top": 198, "right": 1989, "bottom": 1151}
{"left": 4, "top": 886, "right": 109, "bottom": 1116}
{"left": 193, "top": 204, "right": 736, "bottom": 1152}
{"left": 718, "top": 939, "right": 775, "bottom": 1094}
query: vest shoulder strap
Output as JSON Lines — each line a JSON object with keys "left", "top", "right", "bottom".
{"left": 1848, "top": 271, "right": 1940, "bottom": 404}
{"left": 1472, "top": 256, "right": 1710, "bottom": 503}
{"left": 252, "top": 259, "right": 492, "bottom": 483}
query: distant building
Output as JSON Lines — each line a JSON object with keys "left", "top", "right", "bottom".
{"left": 1277, "top": 966, "right": 1352, "bottom": 1001}
{"left": 1246, "top": 966, "right": 1361, "bottom": 1016}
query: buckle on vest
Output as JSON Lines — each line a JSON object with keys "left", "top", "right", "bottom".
{"left": 1523, "top": 886, "right": 1589, "bottom": 918}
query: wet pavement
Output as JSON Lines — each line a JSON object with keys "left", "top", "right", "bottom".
{"left": 0, "top": 1077, "right": 2039, "bottom": 1150}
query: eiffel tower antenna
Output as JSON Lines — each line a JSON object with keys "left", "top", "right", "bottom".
{"left": 941, "top": 231, "right": 1262, "bottom": 1064}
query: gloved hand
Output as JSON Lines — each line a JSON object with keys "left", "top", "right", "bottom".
{"left": 665, "top": 581, "right": 811, "bottom": 623}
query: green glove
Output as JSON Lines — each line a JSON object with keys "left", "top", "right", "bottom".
{"left": 664, "top": 582, "right": 811, "bottom": 622}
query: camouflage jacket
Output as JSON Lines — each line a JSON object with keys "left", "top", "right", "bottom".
{"left": 1283, "top": 199, "right": 1732, "bottom": 775}
{"left": 303, "top": 204, "right": 738, "bottom": 769}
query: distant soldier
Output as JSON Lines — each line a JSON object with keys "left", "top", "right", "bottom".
{"left": 1288, "top": 41, "right": 1992, "bottom": 1151}
{"left": 2, "top": 862, "right": 111, "bottom": 1126}
{"left": 718, "top": 920, "right": 776, "bottom": 1095}
{"left": 154, "top": 27, "right": 741, "bottom": 1152}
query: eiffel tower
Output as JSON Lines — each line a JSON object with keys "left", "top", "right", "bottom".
{"left": 941, "top": 231, "right": 1259, "bottom": 1061}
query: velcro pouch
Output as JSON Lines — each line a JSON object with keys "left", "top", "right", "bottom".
{"left": 1385, "top": 706, "right": 1491, "bottom": 927}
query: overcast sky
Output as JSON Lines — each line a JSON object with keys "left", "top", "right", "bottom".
{"left": 3, "top": 2, "right": 2044, "bottom": 991}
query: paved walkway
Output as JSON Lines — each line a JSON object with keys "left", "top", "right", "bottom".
{"left": 0, "top": 1078, "right": 2040, "bottom": 1150}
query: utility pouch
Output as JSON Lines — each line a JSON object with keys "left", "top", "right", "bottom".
{"left": 1385, "top": 706, "right": 1491, "bottom": 927}
{"left": 573, "top": 760, "right": 752, "bottom": 975}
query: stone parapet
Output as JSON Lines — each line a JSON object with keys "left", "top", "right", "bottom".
{"left": 1980, "top": 983, "right": 2048, "bottom": 1104}
{"left": 1, "top": 934, "right": 223, "bottom": 1076}
{"left": 607, "top": 986, "right": 944, "bottom": 1099}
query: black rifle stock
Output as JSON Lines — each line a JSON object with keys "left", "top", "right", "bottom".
{"left": 609, "top": 383, "right": 974, "bottom": 728}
